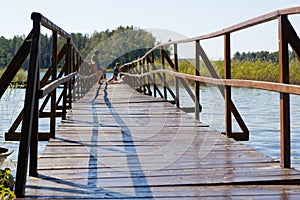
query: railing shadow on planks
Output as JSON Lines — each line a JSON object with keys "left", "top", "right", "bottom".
{"left": 0, "top": 13, "right": 98, "bottom": 197}
{"left": 0, "top": 7, "right": 300, "bottom": 198}
{"left": 120, "top": 7, "right": 300, "bottom": 170}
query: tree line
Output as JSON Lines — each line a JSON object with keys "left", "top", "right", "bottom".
{"left": 1, "top": 28, "right": 298, "bottom": 71}
{"left": 0, "top": 26, "right": 158, "bottom": 70}
{"left": 233, "top": 50, "right": 297, "bottom": 62}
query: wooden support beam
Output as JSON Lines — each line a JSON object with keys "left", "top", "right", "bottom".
{"left": 5, "top": 132, "right": 52, "bottom": 141}
{"left": 197, "top": 42, "right": 249, "bottom": 140}
{"left": 161, "top": 50, "right": 199, "bottom": 109}
{"left": 51, "top": 30, "right": 58, "bottom": 138}
{"left": 224, "top": 33, "right": 232, "bottom": 137}
{"left": 62, "top": 39, "right": 71, "bottom": 120}
{"left": 7, "top": 12, "right": 85, "bottom": 198}
{"left": 195, "top": 40, "right": 200, "bottom": 121}
{"left": 8, "top": 42, "right": 68, "bottom": 135}
{"left": 145, "top": 55, "right": 176, "bottom": 101}
{"left": 145, "top": 58, "right": 152, "bottom": 96}
{"left": 279, "top": 15, "right": 291, "bottom": 168}
{"left": 160, "top": 48, "right": 167, "bottom": 100}
{"left": 0, "top": 30, "right": 33, "bottom": 98}
{"left": 173, "top": 44, "right": 180, "bottom": 108}
{"left": 15, "top": 19, "right": 41, "bottom": 198}
{"left": 30, "top": 69, "right": 39, "bottom": 177}
{"left": 284, "top": 16, "right": 300, "bottom": 61}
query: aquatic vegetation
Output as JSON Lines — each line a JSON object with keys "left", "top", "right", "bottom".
{"left": 0, "top": 68, "right": 27, "bottom": 83}
{"left": 177, "top": 59, "right": 300, "bottom": 85}
{"left": 0, "top": 168, "right": 15, "bottom": 200}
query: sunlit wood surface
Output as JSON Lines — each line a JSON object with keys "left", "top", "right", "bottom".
{"left": 25, "top": 83, "right": 300, "bottom": 199}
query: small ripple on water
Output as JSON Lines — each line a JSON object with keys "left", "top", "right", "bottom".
{"left": 0, "top": 88, "right": 58, "bottom": 174}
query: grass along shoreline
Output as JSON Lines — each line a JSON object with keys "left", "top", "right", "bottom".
{"left": 1, "top": 59, "right": 300, "bottom": 85}
{"left": 177, "top": 59, "right": 300, "bottom": 85}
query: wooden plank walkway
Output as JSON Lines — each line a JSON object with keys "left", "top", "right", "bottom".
{"left": 25, "top": 83, "right": 300, "bottom": 199}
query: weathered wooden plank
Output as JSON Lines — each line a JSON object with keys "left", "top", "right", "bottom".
{"left": 25, "top": 182, "right": 300, "bottom": 199}
{"left": 25, "top": 83, "right": 300, "bottom": 198}
{"left": 29, "top": 167, "right": 300, "bottom": 179}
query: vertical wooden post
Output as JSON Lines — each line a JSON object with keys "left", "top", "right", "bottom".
{"left": 82, "top": 59, "right": 85, "bottom": 97}
{"left": 142, "top": 58, "right": 146, "bottom": 94}
{"left": 139, "top": 62, "right": 141, "bottom": 90}
{"left": 174, "top": 43, "right": 180, "bottom": 108}
{"left": 80, "top": 57, "right": 83, "bottom": 98}
{"left": 137, "top": 62, "right": 140, "bottom": 90}
{"left": 131, "top": 64, "right": 134, "bottom": 88}
{"left": 146, "top": 57, "right": 152, "bottom": 96}
{"left": 152, "top": 52, "right": 157, "bottom": 97}
{"left": 133, "top": 64, "right": 137, "bottom": 89}
{"left": 140, "top": 59, "right": 145, "bottom": 93}
{"left": 50, "top": 31, "right": 57, "bottom": 138}
{"left": 81, "top": 61, "right": 85, "bottom": 96}
{"left": 68, "top": 45, "right": 72, "bottom": 108}
{"left": 69, "top": 46, "right": 75, "bottom": 108}
{"left": 74, "top": 52, "right": 78, "bottom": 101}
{"left": 279, "top": 15, "right": 291, "bottom": 168}
{"left": 62, "top": 39, "right": 71, "bottom": 120}
{"left": 15, "top": 15, "right": 41, "bottom": 197}
{"left": 224, "top": 33, "right": 232, "bottom": 137}
{"left": 29, "top": 61, "right": 39, "bottom": 177}
{"left": 195, "top": 41, "right": 200, "bottom": 120}
{"left": 134, "top": 63, "right": 138, "bottom": 89}
{"left": 160, "top": 48, "right": 167, "bottom": 100}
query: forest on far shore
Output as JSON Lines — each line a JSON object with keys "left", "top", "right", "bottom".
{"left": 0, "top": 24, "right": 298, "bottom": 70}
{"left": 0, "top": 26, "right": 299, "bottom": 83}
{"left": 232, "top": 51, "right": 297, "bottom": 63}
{"left": 0, "top": 25, "right": 157, "bottom": 70}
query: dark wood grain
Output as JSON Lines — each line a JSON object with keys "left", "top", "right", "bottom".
{"left": 25, "top": 83, "right": 300, "bottom": 199}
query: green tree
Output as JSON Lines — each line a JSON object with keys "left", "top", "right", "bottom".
{"left": 0, "top": 26, "right": 161, "bottom": 70}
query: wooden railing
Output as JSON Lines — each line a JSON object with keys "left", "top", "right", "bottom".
{"left": 121, "top": 6, "right": 300, "bottom": 169}
{"left": 0, "top": 12, "right": 96, "bottom": 197}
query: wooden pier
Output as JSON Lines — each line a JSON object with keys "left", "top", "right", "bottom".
{"left": 2, "top": 8, "right": 300, "bottom": 198}
{"left": 25, "top": 83, "right": 300, "bottom": 199}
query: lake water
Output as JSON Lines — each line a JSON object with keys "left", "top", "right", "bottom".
{"left": 1, "top": 79, "right": 300, "bottom": 175}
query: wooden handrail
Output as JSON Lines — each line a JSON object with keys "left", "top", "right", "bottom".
{"left": 175, "top": 6, "right": 300, "bottom": 42}
{"left": 31, "top": 12, "right": 82, "bottom": 58}
{"left": 121, "top": 6, "right": 300, "bottom": 169}
{"left": 4, "top": 6, "right": 299, "bottom": 198}
{"left": 121, "top": 6, "right": 300, "bottom": 66}
{"left": 8, "top": 12, "right": 92, "bottom": 198}
{"left": 122, "top": 69, "right": 300, "bottom": 95}
{"left": 31, "top": 12, "right": 71, "bottom": 39}
{"left": 39, "top": 72, "right": 77, "bottom": 98}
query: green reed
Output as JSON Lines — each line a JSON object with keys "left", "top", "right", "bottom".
{"left": 177, "top": 59, "right": 300, "bottom": 85}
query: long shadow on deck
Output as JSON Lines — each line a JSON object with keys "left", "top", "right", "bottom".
{"left": 98, "top": 82, "right": 154, "bottom": 198}
{"left": 26, "top": 83, "right": 137, "bottom": 199}
{"left": 88, "top": 83, "right": 101, "bottom": 188}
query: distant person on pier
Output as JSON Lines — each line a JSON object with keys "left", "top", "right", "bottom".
{"left": 107, "top": 62, "right": 121, "bottom": 84}
{"left": 91, "top": 50, "right": 104, "bottom": 84}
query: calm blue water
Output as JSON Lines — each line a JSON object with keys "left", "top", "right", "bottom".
{"left": 0, "top": 72, "right": 114, "bottom": 173}
{"left": 0, "top": 88, "right": 52, "bottom": 173}
{"left": 1, "top": 79, "right": 300, "bottom": 173}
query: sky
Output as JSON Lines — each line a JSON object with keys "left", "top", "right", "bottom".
{"left": 1, "top": 0, "right": 300, "bottom": 59}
